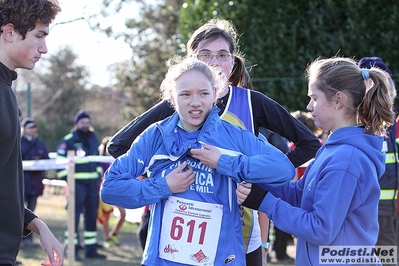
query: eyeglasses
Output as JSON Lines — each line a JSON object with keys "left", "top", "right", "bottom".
{"left": 195, "top": 53, "right": 232, "bottom": 62}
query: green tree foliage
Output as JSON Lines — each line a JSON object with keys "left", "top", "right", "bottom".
{"left": 17, "top": 47, "right": 90, "bottom": 150}
{"left": 17, "top": 45, "right": 126, "bottom": 151}
{"left": 83, "top": 84, "right": 127, "bottom": 143}
{"left": 179, "top": 0, "right": 399, "bottom": 111}
{"left": 90, "top": 0, "right": 183, "bottom": 121}
{"left": 91, "top": 0, "right": 398, "bottom": 116}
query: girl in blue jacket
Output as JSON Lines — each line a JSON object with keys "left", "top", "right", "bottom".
{"left": 107, "top": 20, "right": 322, "bottom": 265}
{"left": 100, "top": 58, "right": 295, "bottom": 266}
{"left": 238, "top": 57, "right": 395, "bottom": 266}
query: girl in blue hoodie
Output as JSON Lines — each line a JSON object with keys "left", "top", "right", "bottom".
{"left": 100, "top": 58, "right": 295, "bottom": 266}
{"left": 237, "top": 57, "right": 395, "bottom": 266}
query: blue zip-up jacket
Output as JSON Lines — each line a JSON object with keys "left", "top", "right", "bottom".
{"left": 101, "top": 107, "right": 294, "bottom": 266}
{"left": 259, "top": 126, "right": 385, "bottom": 266}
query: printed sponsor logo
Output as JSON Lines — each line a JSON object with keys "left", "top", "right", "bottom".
{"left": 190, "top": 249, "right": 209, "bottom": 263}
{"left": 163, "top": 244, "right": 179, "bottom": 255}
{"left": 179, "top": 204, "right": 187, "bottom": 211}
{"left": 224, "top": 254, "right": 235, "bottom": 264}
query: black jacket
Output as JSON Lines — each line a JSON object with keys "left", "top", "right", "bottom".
{"left": 379, "top": 122, "right": 399, "bottom": 215}
{"left": 0, "top": 62, "right": 36, "bottom": 264}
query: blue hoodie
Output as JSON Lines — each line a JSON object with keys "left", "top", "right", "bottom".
{"left": 101, "top": 107, "right": 294, "bottom": 266}
{"left": 259, "top": 126, "right": 385, "bottom": 266}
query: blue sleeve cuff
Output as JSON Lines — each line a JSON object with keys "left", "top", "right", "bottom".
{"left": 259, "top": 192, "right": 277, "bottom": 215}
{"left": 157, "top": 176, "right": 173, "bottom": 198}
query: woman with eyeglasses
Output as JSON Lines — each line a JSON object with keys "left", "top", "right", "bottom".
{"left": 107, "top": 18, "right": 321, "bottom": 265}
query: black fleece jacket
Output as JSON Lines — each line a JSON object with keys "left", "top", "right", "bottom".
{"left": 0, "top": 62, "right": 37, "bottom": 264}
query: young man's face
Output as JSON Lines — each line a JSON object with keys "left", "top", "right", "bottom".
{"left": 8, "top": 22, "right": 49, "bottom": 70}
{"left": 24, "top": 125, "right": 37, "bottom": 137}
{"left": 76, "top": 118, "right": 91, "bottom": 133}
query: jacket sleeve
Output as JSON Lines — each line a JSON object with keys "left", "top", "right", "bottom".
{"left": 251, "top": 91, "right": 321, "bottom": 167}
{"left": 259, "top": 169, "right": 359, "bottom": 245}
{"left": 107, "top": 100, "right": 174, "bottom": 158}
{"left": 216, "top": 130, "right": 295, "bottom": 186}
{"left": 23, "top": 207, "right": 38, "bottom": 237}
{"left": 100, "top": 130, "right": 172, "bottom": 209}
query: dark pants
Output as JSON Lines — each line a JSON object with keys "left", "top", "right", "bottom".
{"left": 246, "top": 246, "right": 262, "bottom": 266}
{"left": 377, "top": 215, "right": 398, "bottom": 245}
{"left": 137, "top": 214, "right": 149, "bottom": 250}
{"left": 74, "top": 179, "right": 100, "bottom": 255}
{"left": 377, "top": 215, "right": 398, "bottom": 266}
{"left": 273, "top": 225, "right": 293, "bottom": 260}
{"left": 23, "top": 195, "right": 39, "bottom": 242}
{"left": 25, "top": 195, "right": 39, "bottom": 212}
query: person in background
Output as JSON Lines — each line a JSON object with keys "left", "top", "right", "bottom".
{"left": 358, "top": 57, "right": 398, "bottom": 264}
{"left": 396, "top": 115, "right": 399, "bottom": 262}
{"left": 237, "top": 56, "right": 395, "bottom": 266}
{"left": 20, "top": 117, "right": 50, "bottom": 247}
{"left": 0, "top": 0, "right": 63, "bottom": 265}
{"left": 101, "top": 58, "right": 295, "bottom": 265}
{"left": 97, "top": 136, "right": 126, "bottom": 247}
{"left": 56, "top": 110, "right": 106, "bottom": 260}
{"left": 106, "top": 18, "right": 321, "bottom": 266}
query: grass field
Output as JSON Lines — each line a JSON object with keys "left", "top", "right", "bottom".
{"left": 17, "top": 187, "right": 144, "bottom": 266}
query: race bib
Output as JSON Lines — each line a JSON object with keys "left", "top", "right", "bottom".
{"left": 159, "top": 196, "right": 223, "bottom": 265}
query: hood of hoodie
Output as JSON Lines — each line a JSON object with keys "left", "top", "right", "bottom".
{"left": 323, "top": 126, "right": 385, "bottom": 178}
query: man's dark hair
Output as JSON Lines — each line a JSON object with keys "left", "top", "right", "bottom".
{"left": 0, "top": 0, "right": 60, "bottom": 39}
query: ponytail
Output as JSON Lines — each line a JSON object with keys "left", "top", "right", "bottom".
{"left": 358, "top": 69, "right": 394, "bottom": 137}
{"left": 230, "top": 54, "right": 253, "bottom": 90}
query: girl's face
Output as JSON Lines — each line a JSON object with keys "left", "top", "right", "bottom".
{"left": 194, "top": 37, "right": 234, "bottom": 82}
{"left": 171, "top": 70, "right": 216, "bottom": 131}
{"left": 306, "top": 81, "right": 336, "bottom": 132}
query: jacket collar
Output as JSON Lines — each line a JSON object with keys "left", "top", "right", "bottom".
{"left": 0, "top": 61, "right": 17, "bottom": 85}
{"left": 156, "top": 106, "right": 221, "bottom": 156}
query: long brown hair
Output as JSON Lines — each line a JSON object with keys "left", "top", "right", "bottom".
{"left": 186, "top": 19, "right": 253, "bottom": 90}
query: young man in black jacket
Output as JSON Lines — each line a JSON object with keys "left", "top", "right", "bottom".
{"left": 0, "top": 1, "right": 63, "bottom": 265}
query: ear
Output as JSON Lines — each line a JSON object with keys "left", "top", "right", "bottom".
{"left": 2, "top": 23, "right": 16, "bottom": 42}
{"left": 335, "top": 91, "right": 346, "bottom": 110}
